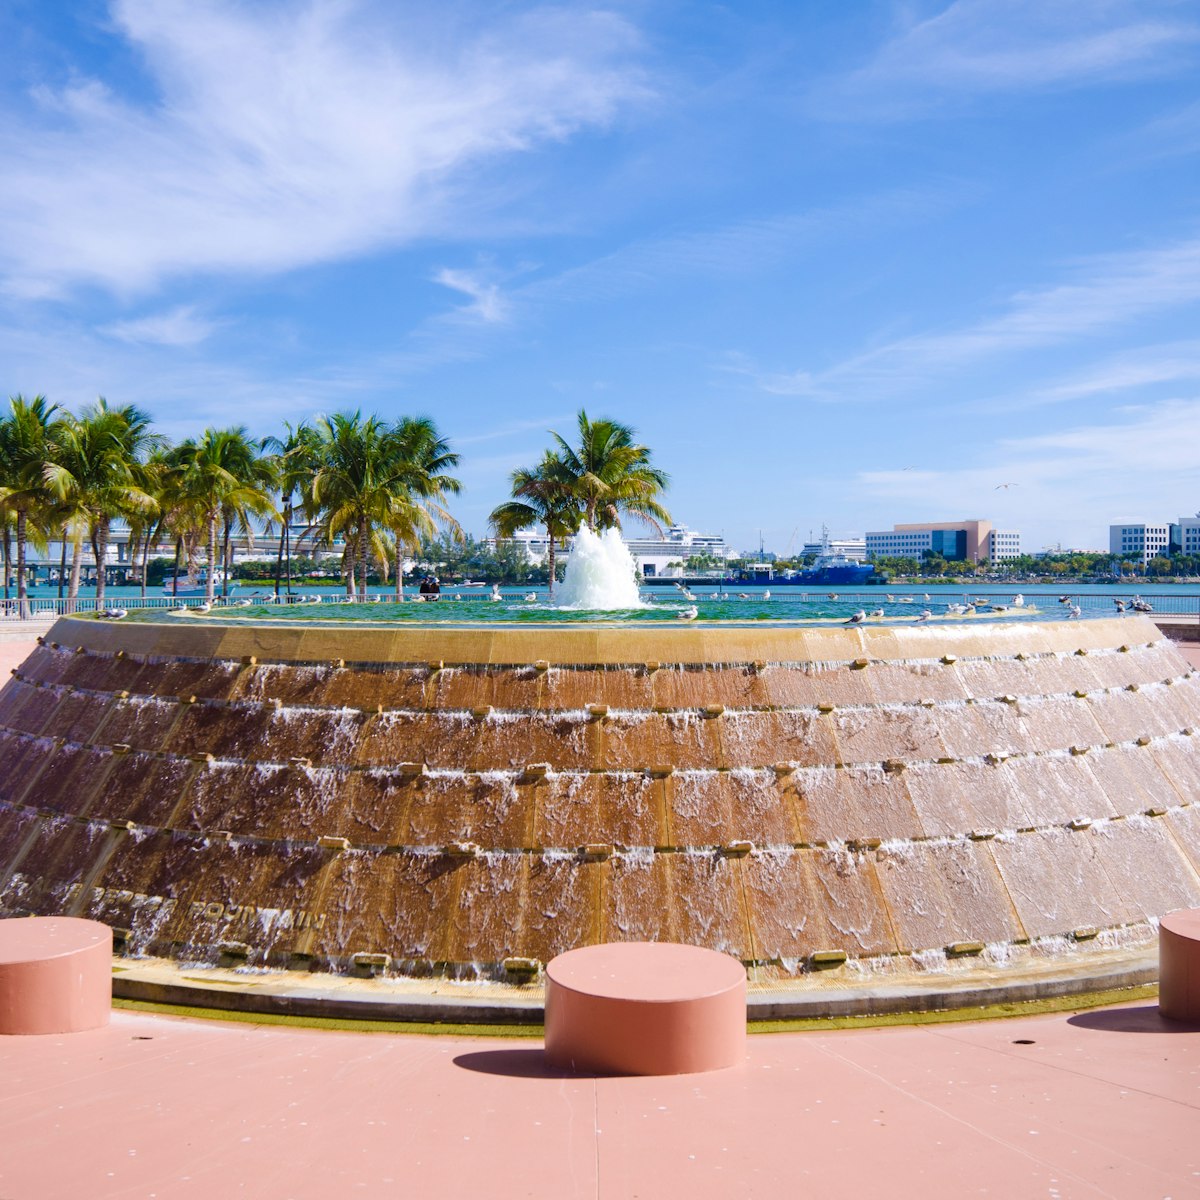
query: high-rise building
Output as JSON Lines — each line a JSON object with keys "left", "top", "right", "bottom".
{"left": 1109, "top": 522, "right": 1172, "bottom": 565}
{"left": 865, "top": 519, "right": 1020, "bottom": 562}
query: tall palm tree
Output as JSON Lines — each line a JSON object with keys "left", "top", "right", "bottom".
{"left": 170, "top": 427, "right": 278, "bottom": 603}
{"left": 311, "top": 412, "right": 461, "bottom": 599}
{"left": 386, "top": 416, "right": 462, "bottom": 600}
{"left": 0, "top": 395, "right": 61, "bottom": 613}
{"left": 45, "top": 399, "right": 162, "bottom": 608}
{"left": 550, "top": 410, "right": 671, "bottom": 533}
{"left": 489, "top": 452, "right": 579, "bottom": 599}
{"left": 262, "top": 421, "right": 321, "bottom": 597}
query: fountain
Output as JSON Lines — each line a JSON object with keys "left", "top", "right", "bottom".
{"left": 555, "top": 526, "right": 644, "bottom": 609}
{"left": 0, "top": 563, "right": 1199, "bottom": 1019}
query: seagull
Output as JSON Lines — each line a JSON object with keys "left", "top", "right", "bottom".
{"left": 1068, "top": 604, "right": 1082, "bottom": 620}
{"left": 762, "top": 590, "right": 771, "bottom": 600}
{"left": 490, "top": 585, "right": 502, "bottom": 602}
{"left": 917, "top": 608, "right": 933, "bottom": 622}
{"left": 946, "top": 603, "right": 967, "bottom": 615}
{"left": 1012, "top": 594, "right": 1024, "bottom": 607}
{"left": 710, "top": 593, "right": 720, "bottom": 600}
{"left": 887, "top": 594, "right": 896, "bottom": 602}
{"left": 676, "top": 605, "right": 698, "bottom": 622}
{"left": 827, "top": 593, "right": 839, "bottom": 601}
{"left": 737, "top": 593, "right": 750, "bottom": 600}
{"left": 234, "top": 598, "right": 252, "bottom": 608}
{"left": 994, "top": 483, "right": 1017, "bottom": 490}
{"left": 868, "top": 608, "right": 885, "bottom": 618}
{"left": 845, "top": 609, "right": 866, "bottom": 625}
{"left": 196, "top": 602, "right": 212, "bottom": 614}
{"left": 1058, "top": 595, "right": 1071, "bottom": 605}
{"left": 674, "top": 582, "right": 695, "bottom": 601}
{"left": 1114, "top": 598, "right": 1126, "bottom": 613}
{"left": 524, "top": 592, "right": 537, "bottom": 602}
{"left": 102, "top": 607, "right": 128, "bottom": 620}
{"left": 923, "top": 594, "right": 931, "bottom": 602}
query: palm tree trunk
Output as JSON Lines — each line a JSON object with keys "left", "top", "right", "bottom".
{"left": 57, "top": 530, "right": 67, "bottom": 601}
{"left": 95, "top": 518, "right": 109, "bottom": 608}
{"left": 2, "top": 523, "right": 10, "bottom": 600}
{"left": 358, "top": 517, "right": 369, "bottom": 598}
{"left": 16, "top": 508, "right": 27, "bottom": 616}
{"left": 206, "top": 512, "right": 218, "bottom": 603}
{"left": 394, "top": 534, "right": 404, "bottom": 601}
{"left": 68, "top": 523, "right": 83, "bottom": 605}
{"left": 273, "top": 501, "right": 290, "bottom": 598}
{"left": 222, "top": 518, "right": 232, "bottom": 598}
{"left": 547, "top": 533, "right": 556, "bottom": 600}
{"left": 140, "top": 529, "right": 151, "bottom": 601}
{"left": 173, "top": 539, "right": 182, "bottom": 598}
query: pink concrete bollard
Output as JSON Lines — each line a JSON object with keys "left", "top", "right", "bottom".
{"left": 1159, "top": 908, "right": 1200, "bottom": 1022}
{"left": 544, "top": 941, "right": 746, "bottom": 1075}
{"left": 0, "top": 917, "right": 112, "bottom": 1035}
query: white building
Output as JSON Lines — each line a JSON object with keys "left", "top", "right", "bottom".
{"left": 1174, "top": 517, "right": 1200, "bottom": 556}
{"left": 865, "top": 519, "right": 1021, "bottom": 563}
{"left": 501, "top": 524, "right": 735, "bottom": 577}
{"left": 801, "top": 537, "right": 866, "bottom": 562}
{"left": 1110, "top": 522, "right": 1172, "bottom": 565}
{"left": 987, "top": 530, "right": 1021, "bottom": 560}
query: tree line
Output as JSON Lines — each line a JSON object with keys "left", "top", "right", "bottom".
{"left": 0, "top": 398, "right": 670, "bottom": 605}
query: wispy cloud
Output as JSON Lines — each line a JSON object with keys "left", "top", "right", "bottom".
{"left": 825, "top": 0, "right": 1199, "bottom": 117}
{"left": 99, "top": 304, "right": 218, "bottom": 347}
{"left": 996, "top": 340, "right": 1200, "bottom": 409}
{"left": 518, "top": 185, "right": 963, "bottom": 307}
{"left": 0, "top": 1, "right": 647, "bottom": 298}
{"left": 432, "top": 268, "right": 509, "bottom": 324}
{"left": 739, "top": 236, "right": 1200, "bottom": 401}
{"left": 855, "top": 398, "right": 1200, "bottom": 547}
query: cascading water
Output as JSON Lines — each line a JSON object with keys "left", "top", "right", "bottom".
{"left": 555, "top": 526, "right": 645, "bottom": 609}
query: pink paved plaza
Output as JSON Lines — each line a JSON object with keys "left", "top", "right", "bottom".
{"left": 2, "top": 632, "right": 1199, "bottom": 1199}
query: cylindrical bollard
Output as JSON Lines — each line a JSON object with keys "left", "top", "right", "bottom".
{"left": 0, "top": 917, "right": 112, "bottom": 1035}
{"left": 1160, "top": 909, "right": 1200, "bottom": 1022}
{"left": 545, "top": 942, "right": 746, "bottom": 1076}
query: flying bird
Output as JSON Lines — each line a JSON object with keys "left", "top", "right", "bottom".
{"left": 994, "top": 483, "right": 1017, "bottom": 490}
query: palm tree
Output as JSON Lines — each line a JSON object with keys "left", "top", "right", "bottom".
{"left": 311, "top": 412, "right": 461, "bottom": 599}
{"left": 262, "top": 421, "right": 321, "bottom": 597}
{"left": 45, "top": 399, "right": 162, "bottom": 608}
{"left": 170, "top": 427, "right": 278, "bottom": 603}
{"left": 386, "top": 417, "right": 462, "bottom": 600}
{"left": 0, "top": 395, "right": 61, "bottom": 614}
{"left": 550, "top": 410, "right": 671, "bottom": 533}
{"left": 489, "top": 452, "right": 579, "bottom": 599}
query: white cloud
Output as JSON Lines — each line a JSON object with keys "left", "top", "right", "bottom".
{"left": 1000, "top": 340, "right": 1200, "bottom": 408}
{"left": 826, "top": 0, "right": 1199, "bottom": 116}
{"left": 855, "top": 398, "right": 1200, "bottom": 548}
{"left": 432, "top": 268, "right": 508, "bottom": 323}
{"left": 99, "top": 305, "right": 218, "bottom": 347}
{"left": 0, "top": 1, "right": 647, "bottom": 297}
{"left": 742, "top": 236, "right": 1200, "bottom": 401}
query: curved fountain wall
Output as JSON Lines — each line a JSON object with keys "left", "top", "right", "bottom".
{"left": 1, "top": 615, "right": 1199, "bottom": 997}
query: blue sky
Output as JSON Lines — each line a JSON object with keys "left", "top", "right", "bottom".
{"left": 2, "top": 0, "right": 1199, "bottom": 554}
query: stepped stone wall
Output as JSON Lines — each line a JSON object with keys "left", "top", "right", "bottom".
{"left": 0, "top": 614, "right": 1198, "bottom": 984}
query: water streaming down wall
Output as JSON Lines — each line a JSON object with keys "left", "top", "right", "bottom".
{"left": 0, "top": 614, "right": 1199, "bottom": 987}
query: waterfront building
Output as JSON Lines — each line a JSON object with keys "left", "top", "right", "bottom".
{"left": 865, "top": 519, "right": 1020, "bottom": 563}
{"left": 501, "top": 524, "right": 736, "bottom": 578}
{"left": 1110, "top": 522, "right": 1173, "bottom": 565}
{"left": 1109, "top": 516, "right": 1200, "bottom": 563}
{"left": 800, "top": 536, "right": 866, "bottom": 562}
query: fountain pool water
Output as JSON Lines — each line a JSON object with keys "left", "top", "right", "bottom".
{"left": 555, "top": 526, "right": 644, "bottom": 610}
{"left": 0, "top": 597, "right": 1198, "bottom": 1022}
